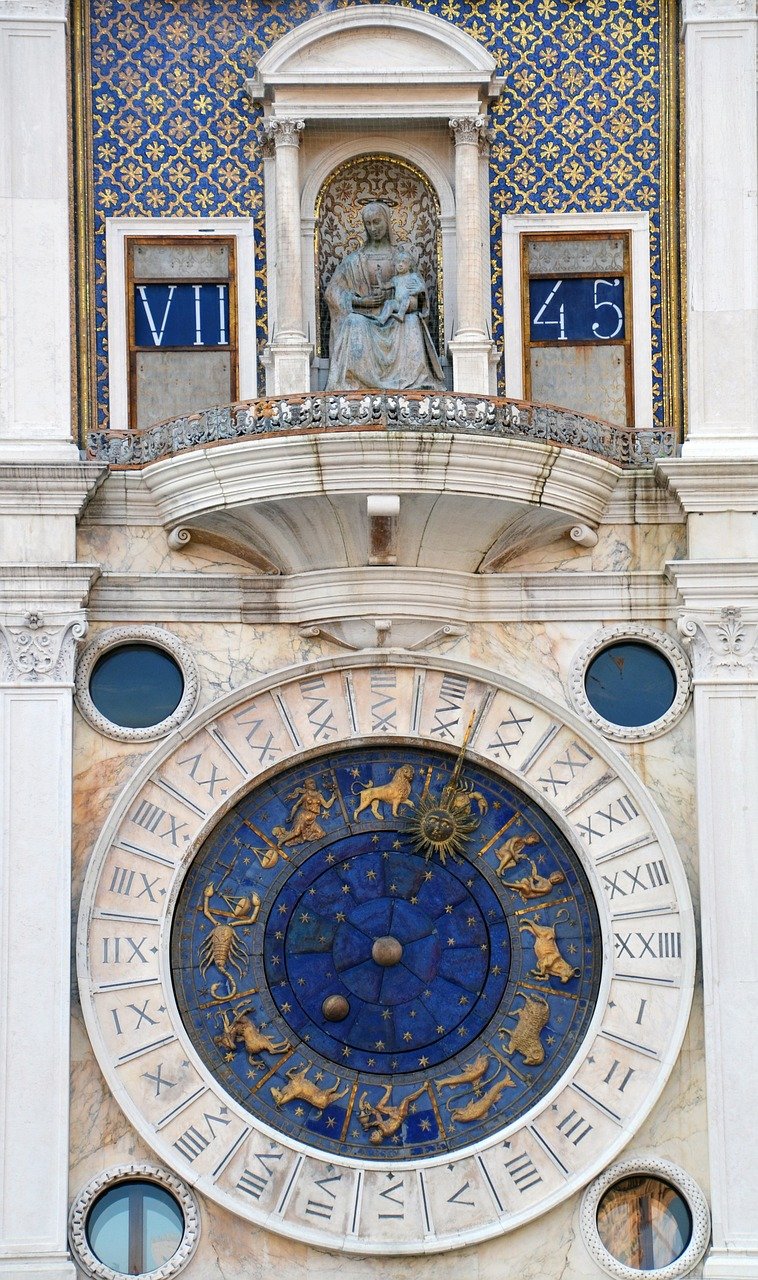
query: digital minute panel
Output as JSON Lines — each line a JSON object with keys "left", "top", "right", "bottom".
{"left": 79, "top": 659, "right": 694, "bottom": 1254}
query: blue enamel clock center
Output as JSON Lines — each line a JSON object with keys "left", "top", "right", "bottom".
{"left": 171, "top": 744, "right": 602, "bottom": 1161}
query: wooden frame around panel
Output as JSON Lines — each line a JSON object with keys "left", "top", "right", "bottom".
{"left": 520, "top": 229, "right": 634, "bottom": 428}
{"left": 125, "top": 235, "right": 239, "bottom": 431}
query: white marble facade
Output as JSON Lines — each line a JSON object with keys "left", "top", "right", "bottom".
{"left": 2, "top": 1, "right": 758, "bottom": 1278}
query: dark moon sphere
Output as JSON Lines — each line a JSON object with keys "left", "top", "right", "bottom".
{"left": 321, "top": 994, "right": 350, "bottom": 1022}
{"left": 371, "top": 935, "right": 404, "bottom": 967}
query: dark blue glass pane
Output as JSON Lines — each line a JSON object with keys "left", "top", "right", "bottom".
{"left": 585, "top": 642, "right": 676, "bottom": 728}
{"left": 90, "top": 644, "right": 183, "bottom": 729}
{"left": 529, "top": 276, "right": 625, "bottom": 342}
{"left": 134, "top": 282, "right": 229, "bottom": 348}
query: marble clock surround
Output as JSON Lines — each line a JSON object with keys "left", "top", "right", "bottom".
{"left": 76, "top": 645, "right": 696, "bottom": 1264}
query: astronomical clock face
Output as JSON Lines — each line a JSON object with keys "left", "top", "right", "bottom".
{"left": 79, "top": 658, "right": 694, "bottom": 1254}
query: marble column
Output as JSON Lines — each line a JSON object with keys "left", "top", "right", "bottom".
{"left": 0, "top": 572, "right": 98, "bottom": 1280}
{"left": 0, "top": 0, "right": 79, "bottom": 461}
{"left": 448, "top": 115, "right": 496, "bottom": 395}
{"left": 263, "top": 117, "right": 313, "bottom": 395}
{"left": 682, "top": 0, "right": 758, "bottom": 457}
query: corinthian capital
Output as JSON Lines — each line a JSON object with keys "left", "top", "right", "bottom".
{"left": 677, "top": 607, "right": 758, "bottom": 680}
{"left": 449, "top": 114, "right": 488, "bottom": 145}
{"left": 0, "top": 611, "right": 88, "bottom": 685}
{"left": 263, "top": 117, "right": 305, "bottom": 149}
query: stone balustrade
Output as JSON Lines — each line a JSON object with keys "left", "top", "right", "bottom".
{"left": 87, "top": 391, "right": 675, "bottom": 469}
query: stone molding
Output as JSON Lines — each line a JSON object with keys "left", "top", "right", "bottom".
{"left": 666, "top": 560, "right": 758, "bottom": 611}
{"left": 88, "top": 567, "right": 677, "bottom": 625}
{"left": 0, "top": 462, "right": 106, "bottom": 517}
{"left": 568, "top": 623, "right": 692, "bottom": 741}
{"left": 75, "top": 625, "right": 200, "bottom": 741}
{"left": 0, "top": 0, "right": 66, "bottom": 22}
{"left": 682, "top": 0, "right": 756, "bottom": 21}
{"left": 656, "top": 459, "right": 758, "bottom": 513}
{"left": 69, "top": 1163, "right": 200, "bottom": 1280}
{"left": 580, "top": 1156, "right": 711, "bottom": 1279}
{"left": 677, "top": 607, "right": 758, "bottom": 680}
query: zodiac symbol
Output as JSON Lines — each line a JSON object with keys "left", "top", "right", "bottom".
{"left": 198, "top": 882, "right": 260, "bottom": 1000}
{"left": 357, "top": 1083, "right": 426, "bottom": 1145}
{"left": 519, "top": 910, "right": 580, "bottom": 984}
{"left": 502, "top": 993, "right": 550, "bottom": 1065}
{"left": 503, "top": 859, "right": 566, "bottom": 901}
{"left": 493, "top": 831, "right": 541, "bottom": 878}
{"left": 437, "top": 1053, "right": 490, "bottom": 1091}
{"left": 352, "top": 763, "right": 415, "bottom": 820}
{"left": 272, "top": 777, "right": 336, "bottom": 846}
{"left": 449, "top": 1073, "right": 515, "bottom": 1123}
{"left": 214, "top": 1004, "right": 290, "bottom": 1063}
{"left": 270, "top": 1064, "right": 349, "bottom": 1114}
{"left": 408, "top": 714, "right": 488, "bottom": 864}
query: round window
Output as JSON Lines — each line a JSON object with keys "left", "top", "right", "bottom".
{"left": 89, "top": 644, "right": 184, "bottom": 730}
{"left": 584, "top": 642, "right": 677, "bottom": 728}
{"left": 86, "top": 1180, "right": 184, "bottom": 1275}
{"left": 596, "top": 1175, "right": 692, "bottom": 1271}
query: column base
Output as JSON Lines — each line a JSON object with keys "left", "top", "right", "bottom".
{"left": 449, "top": 331, "right": 498, "bottom": 396}
{"left": 263, "top": 335, "right": 313, "bottom": 396}
{"left": 0, "top": 1259, "right": 76, "bottom": 1280}
{"left": 704, "top": 1248, "right": 758, "bottom": 1277}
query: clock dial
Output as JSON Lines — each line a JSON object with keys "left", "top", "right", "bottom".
{"left": 79, "top": 658, "right": 694, "bottom": 1253}
{"left": 171, "top": 745, "right": 602, "bottom": 1160}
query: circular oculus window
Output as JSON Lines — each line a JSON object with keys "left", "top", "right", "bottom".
{"left": 569, "top": 626, "right": 691, "bottom": 743}
{"left": 75, "top": 627, "right": 199, "bottom": 742}
{"left": 69, "top": 1164, "right": 199, "bottom": 1280}
{"left": 580, "top": 1157, "right": 710, "bottom": 1279}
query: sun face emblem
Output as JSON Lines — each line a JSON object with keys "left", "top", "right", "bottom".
{"left": 408, "top": 715, "right": 488, "bottom": 863}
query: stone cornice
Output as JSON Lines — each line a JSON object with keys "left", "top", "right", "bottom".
{"left": 665, "top": 559, "right": 758, "bottom": 610}
{"left": 656, "top": 459, "right": 758, "bottom": 513}
{"left": 87, "top": 568, "right": 675, "bottom": 625}
{"left": 0, "top": 564, "right": 101, "bottom": 615}
{"left": 0, "top": 462, "right": 106, "bottom": 518}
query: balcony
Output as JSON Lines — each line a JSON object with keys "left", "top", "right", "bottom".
{"left": 87, "top": 392, "right": 674, "bottom": 574}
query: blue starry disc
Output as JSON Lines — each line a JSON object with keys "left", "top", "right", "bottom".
{"left": 171, "top": 744, "right": 602, "bottom": 1161}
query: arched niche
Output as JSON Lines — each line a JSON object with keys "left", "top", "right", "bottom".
{"left": 252, "top": 4, "right": 501, "bottom": 396}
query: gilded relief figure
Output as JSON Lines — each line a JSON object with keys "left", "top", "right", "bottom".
{"left": 325, "top": 201, "right": 445, "bottom": 393}
{"left": 493, "top": 831, "right": 541, "bottom": 879}
{"left": 272, "top": 777, "right": 336, "bottom": 846}
{"left": 408, "top": 714, "right": 488, "bottom": 864}
{"left": 214, "top": 1004, "right": 289, "bottom": 1063}
{"left": 502, "top": 993, "right": 550, "bottom": 1065}
{"left": 270, "top": 1064, "right": 349, "bottom": 1114}
{"left": 503, "top": 860, "right": 566, "bottom": 901}
{"left": 357, "top": 1083, "right": 426, "bottom": 1145}
{"left": 352, "top": 763, "right": 415, "bottom": 821}
{"left": 520, "top": 911, "right": 580, "bottom": 984}
{"left": 198, "top": 882, "right": 260, "bottom": 1000}
{"left": 437, "top": 1053, "right": 490, "bottom": 1091}
{"left": 449, "top": 1072, "right": 515, "bottom": 1123}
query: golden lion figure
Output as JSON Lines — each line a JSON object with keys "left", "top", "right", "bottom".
{"left": 503, "top": 994, "right": 550, "bottom": 1065}
{"left": 352, "top": 764, "right": 415, "bottom": 821}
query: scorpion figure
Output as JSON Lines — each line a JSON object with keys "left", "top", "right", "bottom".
{"left": 198, "top": 882, "right": 260, "bottom": 1000}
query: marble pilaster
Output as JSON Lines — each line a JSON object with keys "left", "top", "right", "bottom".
{"left": 263, "top": 118, "right": 313, "bottom": 395}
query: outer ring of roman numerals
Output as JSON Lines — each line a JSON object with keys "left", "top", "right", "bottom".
{"left": 78, "top": 655, "right": 695, "bottom": 1254}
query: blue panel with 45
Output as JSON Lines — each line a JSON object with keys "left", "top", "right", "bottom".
{"left": 171, "top": 744, "right": 602, "bottom": 1160}
{"left": 529, "top": 276, "right": 625, "bottom": 343}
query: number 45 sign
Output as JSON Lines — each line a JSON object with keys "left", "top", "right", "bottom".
{"left": 529, "top": 276, "right": 625, "bottom": 343}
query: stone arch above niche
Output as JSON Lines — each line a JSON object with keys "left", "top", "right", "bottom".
{"left": 315, "top": 155, "right": 443, "bottom": 361}
{"left": 252, "top": 4, "right": 501, "bottom": 396}
{"left": 249, "top": 4, "right": 503, "bottom": 115}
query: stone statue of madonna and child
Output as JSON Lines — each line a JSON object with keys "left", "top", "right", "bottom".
{"left": 325, "top": 200, "right": 445, "bottom": 393}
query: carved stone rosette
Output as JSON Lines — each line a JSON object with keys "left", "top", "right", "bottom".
{"left": 0, "top": 612, "right": 88, "bottom": 685}
{"left": 677, "top": 607, "right": 758, "bottom": 680}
